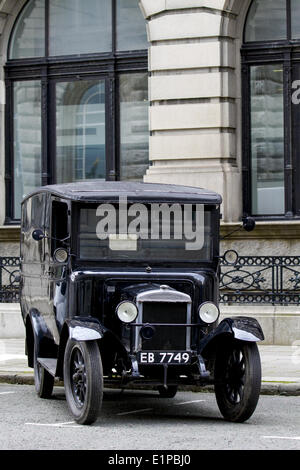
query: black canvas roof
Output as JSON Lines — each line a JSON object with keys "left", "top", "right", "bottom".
{"left": 22, "top": 180, "right": 222, "bottom": 205}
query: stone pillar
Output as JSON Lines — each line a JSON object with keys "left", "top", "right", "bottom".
{"left": 140, "top": 0, "right": 241, "bottom": 222}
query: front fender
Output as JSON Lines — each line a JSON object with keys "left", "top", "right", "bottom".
{"left": 199, "top": 316, "right": 264, "bottom": 353}
{"left": 66, "top": 317, "right": 107, "bottom": 341}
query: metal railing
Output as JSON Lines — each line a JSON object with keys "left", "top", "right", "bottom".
{"left": 1, "top": 254, "right": 300, "bottom": 305}
{"left": 0, "top": 257, "right": 20, "bottom": 302}
{"left": 220, "top": 251, "right": 300, "bottom": 305}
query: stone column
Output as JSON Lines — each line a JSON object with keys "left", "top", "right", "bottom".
{"left": 140, "top": 0, "right": 241, "bottom": 222}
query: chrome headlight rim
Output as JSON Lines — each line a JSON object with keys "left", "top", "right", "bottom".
{"left": 198, "top": 302, "right": 220, "bottom": 324}
{"left": 116, "top": 301, "right": 138, "bottom": 323}
{"left": 53, "top": 247, "right": 68, "bottom": 263}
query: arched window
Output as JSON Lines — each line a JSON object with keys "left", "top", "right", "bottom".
{"left": 242, "top": 0, "right": 300, "bottom": 218}
{"left": 5, "top": 0, "right": 149, "bottom": 221}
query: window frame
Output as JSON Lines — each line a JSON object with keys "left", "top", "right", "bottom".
{"left": 241, "top": 0, "right": 300, "bottom": 220}
{"left": 4, "top": 0, "right": 148, "bottom": 224}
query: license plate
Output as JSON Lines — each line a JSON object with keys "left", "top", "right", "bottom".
{"left": 138, "top": 351, "right": 191, "bottom": 365}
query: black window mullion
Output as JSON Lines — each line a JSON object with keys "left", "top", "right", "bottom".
{"left": 48, "top": 79, "right": 56, "bottom": 184}
{"left": 287, "top": 0, "right": 292, "bottom": 40}
{"left": 283, "top": 52, "right": 294, "bottom": 216}
{"left": 106, "top": 73, "right": 117, "bottom": 181}
{"left": 41, "top": 67, "right": 49, "bottom": 186}
{"left": 45, "top": 0, "right": 49, "bottom": 58}
{"left": 241, "top": 61, "right": 252, "bottom": 217}
{"left": 4, "top": 80, "right": 14, "bottom": 223}
{"left": 112, "top": 0, "right": 116, "bottom": 55}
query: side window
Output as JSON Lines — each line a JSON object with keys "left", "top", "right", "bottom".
{"left": 26, "top": 193, "right": 45, "bottom": 262}
{"left": 21, "top": 200, "right": 30, "bottom": 233}
{"left": 20, "top": 200, "right": 30, "bottom": 261}
{"left": 31, "top": 193, "right": 45, "bottom": 229}
{"left": 51, "top": 200, "right": 69, "bottom": 257}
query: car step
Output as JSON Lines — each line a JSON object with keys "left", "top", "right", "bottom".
{"left": 37, "top": 358, "right": 57, "bottom": 377}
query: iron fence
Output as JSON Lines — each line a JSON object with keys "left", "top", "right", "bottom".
{"left": 220, "top": 251, "right": 300, "bottom": 305}
{"left": 1, "top": 254, "right": 300, "bottom": 305}
{"left": 0, "top": 257, "right": 20, "bottom": 302}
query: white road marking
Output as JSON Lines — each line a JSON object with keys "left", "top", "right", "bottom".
{"left": 117, "top": 408, "right": 153, "bottom": 416}
{"left": 25, "top": 421, "right": 78, "bottom": 428}
{"left": 262, "top": 436, "right": 300, "bottom": 441}
{"left": 0, "top": 392, "right": 16, "bottom": 395}
{"left": 177, "top": 400, "right": 206, "bottom": 405}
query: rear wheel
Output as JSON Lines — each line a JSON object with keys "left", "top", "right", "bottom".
{"left": 63, "top": 339, "right": 103, "bottom": 425}
{"left": 214, "top": 340, "right": 261, "bottom": 422}
{"left": 157, "top": 385, "right": 178, "bottom": 398}
{"left": 34, "top": 343, "right": 54, "bottom": 399}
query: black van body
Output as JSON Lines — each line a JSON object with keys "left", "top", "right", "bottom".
{"left": 20, "top": 181, "right": 264, "bottom": 424}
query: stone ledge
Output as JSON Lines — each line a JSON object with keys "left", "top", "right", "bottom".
{"left": 221, "top": 221, "right": 300, "bottom": 240}
{"left": 0, "top": 226, "right": 20, "bottom": 243}
{"left": 0, "top": 304, "right": 24, "bottom": 339}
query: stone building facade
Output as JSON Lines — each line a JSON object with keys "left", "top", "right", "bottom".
{"left": 0, "top": 0, "right": 299, "bottom": 343}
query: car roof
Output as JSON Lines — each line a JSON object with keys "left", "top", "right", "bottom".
{"left": 22, "top": 180, "right": 222, "bottom": 205}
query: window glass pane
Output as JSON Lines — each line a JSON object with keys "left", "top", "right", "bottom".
{"left": 291, "top": 0, "right": 300, "bottom": 38}
{"left": 9, "top": 0, "right": 45, "bottom": 59}
{"left": 245, "top": 0, "right": 287, "bottom": 42}
{"left": 79, "top": 206, "right": 211, "bottom": 262}
{"left": 116, "top": 0, "right": 148, "bottom": 51}
{"left": 14, "top": 81, "right": 42, "bottom": 219}
{"left": 56, "top": 80, "right": 106, "bottom": 184}
{"left": 250, "top": 65, "right": 285, "bottom": 215}
{"left": 119, "top": 73, "right": 149, "bottom": 181}
{"left": 49, "top": 0, "right": 112, "bottom": 56}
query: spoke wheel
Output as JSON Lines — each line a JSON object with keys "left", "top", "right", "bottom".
{"left": 64, "top": 339, "right": 103, "bottom": 425}
{"left": 214, "top": 340, "right": 261, "bottom": 422}
{"left": 34, "top": 342, "right": 54, "bottom": 399}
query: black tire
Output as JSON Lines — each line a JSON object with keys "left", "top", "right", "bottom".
{"left": 63, "top": 339, "right": 103, "bottom": 425}
{"left": 34, "top": 343, "right": 54, "bottom": 399}
{"left": 214, "top": 340, "right": 261, "bottom": 423}
{"left": 157, "top": 385, "right": 178, "bottom": 398}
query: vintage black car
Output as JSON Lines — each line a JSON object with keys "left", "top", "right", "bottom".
{"left": 20, "top": 181, "right": 264, "bottom": 424}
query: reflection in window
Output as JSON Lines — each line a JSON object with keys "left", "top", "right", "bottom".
{"left": 56, "top": 80, "right": 106, "bottom": 184}
{"left": 49, "top": 0, "right": 112, "bottom": 56}
{"left": 250, "top": 65, "right": 284, "bottom": 215}
{"left": 116, "top": 0, "right": 148, "bottom": 51}
{"left": 7, "top": 0, "right": 148, "bottom": 221}
{"left": 119, "top": 73, "right": 149, "bottom": 181}
{"left": 291, "top": 0, "right": 300, "bottom": 39}
{"left": 244, "top": 0, "right": 286, "bottom": 42}
{"left": 9, "top": 0, "right": 147, "bottom": 58}
{"left": 14, "top": 81, "right": 42, "bottom": 219}
{"left": 9, "top": 0, "right": 45, "bottom": 59}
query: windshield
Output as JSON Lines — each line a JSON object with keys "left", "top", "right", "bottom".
{"left": 78, "top": 202, "right": 215, "bottom": 262}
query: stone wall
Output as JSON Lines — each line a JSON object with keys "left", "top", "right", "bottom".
{"left": 140, "top": 0, "right": 248, "bottom": 223}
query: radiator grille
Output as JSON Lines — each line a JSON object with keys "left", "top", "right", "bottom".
{"left": 141, "top": 302, "right": 188, "bottom": 351}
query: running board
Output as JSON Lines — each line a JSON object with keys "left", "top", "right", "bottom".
{"left": 37, "top": 358, "right": 57, "bottom": 377}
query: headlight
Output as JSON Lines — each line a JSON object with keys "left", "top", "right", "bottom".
{"left": 116, "top": 301, "right": 138, "bottom": 323}
{"left": 198, "top": 302, "right": 220, "bottom": 324}
{"left": 53, "top": 247, "right": 68, "bottom": 263}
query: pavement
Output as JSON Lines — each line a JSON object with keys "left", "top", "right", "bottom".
{"left": 0, "top": 339, "right": 299, "bottom": 395}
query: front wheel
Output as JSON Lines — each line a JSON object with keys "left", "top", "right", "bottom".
{"left": 63, "top": 339, "right": 103, "bottom": 425}
{"left": 214, "top": 340, "right": 261, "bottom": 423}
